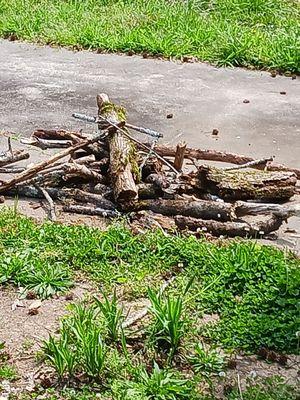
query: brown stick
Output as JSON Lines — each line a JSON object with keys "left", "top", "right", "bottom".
{"left": 174, "top": 215, "right": 283, "bottom": 237}
{"left": 173, "top": 142, "right": 187, "bottom": 171}
{"left": 152, "top": 144, "right": 300, "bottom": 179}
{"left": 0, "top": 131, "right": 106, "bottom": 193}
{"left": 0, "top": 150, "right": 30, "bottom": 167}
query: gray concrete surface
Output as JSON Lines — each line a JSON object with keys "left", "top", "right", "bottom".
{"left": 0, "top": 40, "right": 299, "bottom": 167}
{"left": 0, "top": 39, "right": 299, "bottom": 249}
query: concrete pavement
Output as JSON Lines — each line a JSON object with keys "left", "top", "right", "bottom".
{"left": 0, "top": 40, "right": 299, "bottom": 168}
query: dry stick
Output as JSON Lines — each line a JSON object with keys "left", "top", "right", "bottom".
{"left": 224, "top": 157, "right": 273, "bottom": 171}
{"left": 63, "top": 204, "right": 119, "bottom": 218}
{"left": 0, "top": 149, "right": 30, "bottom": 167}
{"left": 36, "top": 186, "right": 57, "bottom": 221}
{"left": 0, "top": 167, "right": 26, "bottom": 173}
{"left": 122, "top": 276, "right": 176, "bottom": 329}
{"left": 153, "top": 144, "right": 300, "bottom": 179}
{"left": 0, "top": 131, "right": 107, "bottom": 193}
{"left": 97, "top": 115, "right": 179, "bottom": 175}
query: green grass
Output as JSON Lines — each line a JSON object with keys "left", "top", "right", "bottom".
{"left": 0, "top": 0, "right": 299, "bottom": 72}
{"left": 0, "top": 208, "right": 299, "bottom": 354}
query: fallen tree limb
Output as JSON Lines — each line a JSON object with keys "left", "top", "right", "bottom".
{"left": 0, "top": 167, "right": 26, "bottom": 173}
{"left": 224, "top": 157, "right": 273, "bottom": 171}
{"left": 235, "top": 201, "right": 300, "bottom": 218}
{"left": 63, "top": 204, "right": 119, "bottom": 218}
{"left": 135, "top": 198, "right": 232, "bottom": 221}
{"left": 36, "top": 186, "right": 57, "bottom": 221}
{"left": 152, "top": 144, "right": 300, "bottom": 179}
{"left": 174, "top": 215, "right": 283, "bottom": 237}
{"left": 0, "top": 149, "right": 30, "bottom": 167}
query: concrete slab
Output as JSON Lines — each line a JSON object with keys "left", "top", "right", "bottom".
{"left": 0, "top": 40, "right": 299, "bottom": 250}
{"left": 0, "top": 40, "right": 299, "bottom": 168}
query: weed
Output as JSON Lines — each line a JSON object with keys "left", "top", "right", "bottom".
{"left": 189, "top": 343, "right": 225, "bottom": 376}
{"left": 43, "top": 335, "right": 76, "bottom": 378}
{"left": 1, "top": 210, "right": 299, "bottom": 354}
{"left": 80, "top": 329, "right": 106, "bottom": 380}
{"left": 94, "top": 289, "right": 124, "bottom": 342}
{"left": 226, "top": 376, "right": 300, "bottom": 400}
{"left": 148, "top": 288, "right": 185, "bottom": 359}
{"left": 112, "top": 362, "right": 194, "bottom": 399}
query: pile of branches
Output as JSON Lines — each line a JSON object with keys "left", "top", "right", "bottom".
{"left": 0, "top": 93, "right": 299, "bottom": 238}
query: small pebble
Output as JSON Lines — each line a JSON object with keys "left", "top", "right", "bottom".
{"left": 166, "top": 113, "right": 173, "bottom": 119}
{"left": 243, "top": 99, "right": 250, "bottom": 104}
{"left": 212, "top": 128, "right": 219, "bottom": 136}
{"left": 280, "top": 91, "right": 286, "bottom": 95}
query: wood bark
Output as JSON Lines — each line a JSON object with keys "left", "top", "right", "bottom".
{"left": 97, "top": 93, "right": 138, "bottom": 203}
{"left": 173, "top": 142, "right": 186, "bottom": 171}
{"left": 235, "top": 201, "right": 300, "bottom": 218}
{"left": 0, "top": 150, "right": 30, "bottom": 167}
{"left": 198, "top": 166, "right": 296, "bottom": 201}
{"left": 174, "top": 215, "right": 283, "bottom": 237}
{"left": 135, "top": 198, "right": 232, "bottom": 221}
{"left": 152, "top": 144, "right": 300, "bottom": 179}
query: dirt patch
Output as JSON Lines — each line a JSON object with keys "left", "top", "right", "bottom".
{"left": 0, "top": 283, "right": 94, "bottom": 394}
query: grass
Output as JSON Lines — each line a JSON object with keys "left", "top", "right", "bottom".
{"left": 0, "top": 208, "right": 299, "bottom": 354}
{"left": 1, "top": 208, "right": 300, "bottom": 398}
{"left": 0, "top": 0, "right": 299, "bottom": 72}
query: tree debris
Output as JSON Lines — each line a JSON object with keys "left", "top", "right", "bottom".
{"left": 0, "top": 93, "right": 299, "bottom": 239}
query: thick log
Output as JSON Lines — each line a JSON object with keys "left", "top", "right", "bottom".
{"left": 235, "top": 201, "right": 300, "bottom": 219}
{"left": 0, "top": 149, "right": 30, "bottom": 167}
{"left": 97, "top": 93, "right": 138, "bottom": 203}
{"left": 0, "top": 130, "right": 106, "bottom": 193}
{"left": 152, "top": 144, "right": 300, "bottom": 179}
{"left": 174, "top": 215, "right": 283, "bottom": 237}
{"left": 135, "top": 199, "right": 232, "bottom": 221}
{"left": 66, "top": 189, "right": 116, "bottom": 210}
{"left": 198, "top": 166, "right": 296, "bottom": 201}
{"left": 173, "top": 142, "right": 186, "bottom": 171}
{"left": 63, "top": 204, "right": 118, "bottom": 218}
